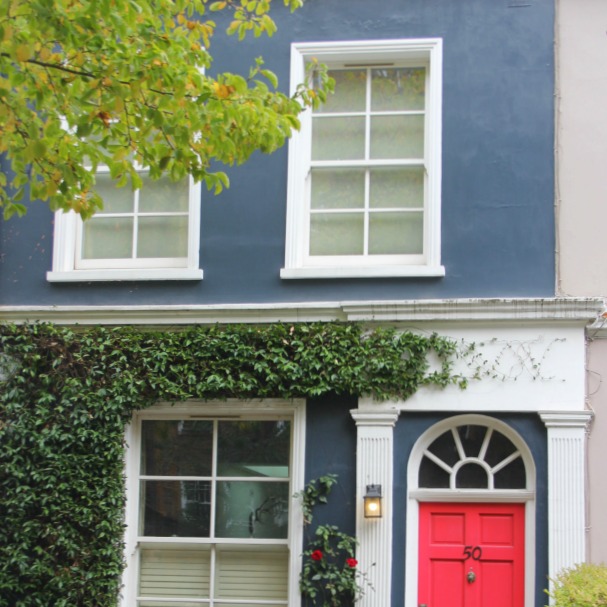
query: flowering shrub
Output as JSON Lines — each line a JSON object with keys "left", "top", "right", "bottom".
{"left": 298, "top": 476, "right": 372, "bottom": 607}
{"left": 301, "top": 525, "right": 363, "bottom": 607}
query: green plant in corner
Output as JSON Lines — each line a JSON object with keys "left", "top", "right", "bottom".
{"left": 297, "top": 475, "right": 373, "bottom": 607}
{"left": 546, "top": 562, "right": 607, "bottom": 607}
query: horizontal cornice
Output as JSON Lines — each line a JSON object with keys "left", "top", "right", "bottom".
{"left": 0, "top": 298, "right": 604, "bottom": 326}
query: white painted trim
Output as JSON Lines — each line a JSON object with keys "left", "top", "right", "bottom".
{"left": 341, "top": 298, "right": 605, "bottom": 322}
{"left": 1, "top": 298, "right": 603, "bottom": 325}
{"left": 351, "top": 409, "right": 399, "bottom": 607}
{"left": 540, "top": 411, "right": 593, "bottom": 428}
{"left": 47, "top": 268, "right": 203, "bottom": 282}
{"left": 410, "top": 489, "right": 535, "bottom": 502}
{"left": 540, "top": 411, "right": 593, "bottom": 599}
{"left": 47, "top": 177, "right": 202, "bottom": 282}
{"left": 120, "top": 399, "right": 305, "bottom": 607}
{"left": 404, "top": 414, "right": 536, "bottom": 607}
{"left": 586, "top": 313, "right": 607, "bottom": 338}
{"left": 283, "top": 38, "right": 443, "bottom": 279}
{"left": 280, "top": 265, "right": 445, "bottom": 279}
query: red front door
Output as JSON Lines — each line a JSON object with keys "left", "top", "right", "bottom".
{"left": 418, "top": 502, "right": 525, "bottom": 607}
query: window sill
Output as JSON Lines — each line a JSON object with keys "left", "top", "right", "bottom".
{"left": 47, "top": 268, "right": 204, "bottom": 282}
{"left": 280, "top": 265, "right": 446, "bottom": 279}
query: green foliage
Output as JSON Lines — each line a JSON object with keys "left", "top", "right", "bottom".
{"left": 0, "top": 321, "right": 464, "bottom": 606}
{"left": 547, "top": 563, "right": 607, "bottom": 607}
{"left": 295, "top": 473, "right": 338, "bottom": 524}
{"left": 0, "top": 0, "right": 333, "bottom": 219}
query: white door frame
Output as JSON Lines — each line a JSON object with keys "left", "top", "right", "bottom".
{"left": 404, "top": 414, "right": 536, "bottom": 607}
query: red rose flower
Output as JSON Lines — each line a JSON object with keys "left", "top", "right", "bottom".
{"left": 346, "top": 558, "right": 358, "bottom": 568}
{"left": 311, "top": 550, "right": 323, "bottom": 561}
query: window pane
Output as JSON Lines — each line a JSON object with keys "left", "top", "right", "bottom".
{"left": 315, "top": 69, "right": 366, "bottom": 114}
{"left": 215, "top": 481, "right": 289, "bottom": 539}
{"left": 217, "top": 421, "right": 290, "bottom": 478}
{"left": 427, "top": 431, "right": 459, "bottom": 467}
{"left": 311, "top": 169, "right": 365, "bottom": 210}
{"left": 139, "top": 546, "right": 211, "bottom": 599}
{"left": 370, "top": 114, "right": 424, "bottom": 159}
{"left": 94, "top": 172, "right": 134, "bottom": 214}
{"left": 312, "top": 116, "right": 365, "bottom": 161}
{"left": 138, "top": 216, "right": 188, "bottom": 258}
{"left": 369, "top": 167, "right": 424, "bottom": 209}
{"left": 457, "top": 425, "right": 488, "bottom": 458}
{"left": 141, "top": 480, "right": 211, "bottom": 537}
{"left": 310, "top": 213, "right": 364, "bottom": 255}
{"left": 369, "top": 211, "right": 423, "bottom": 255}
{"left": 82, "top": 217, "right": 133, "bottom": 259}
{"left": 485, "top": 431, "right": 517, "bottom": 468}
{"left": 214, "top": 546, "right": 289, "bottom": 600}
{"left": 456, "top": 464, "right": 489, "bottom": 489}
{"left": 141, "top": 420, "right": 213, "bottom": 477}
{"left": 139, "top": 175, "right": 189, "bottom": 213}
{"left": 371, "top": 67, "right": 426, "bottom": 111}
{"left": 419, "top": 456, "right": 450, "bottom": 488}
{"left": 494, "top": 457, "right": 526, "bottom": 489}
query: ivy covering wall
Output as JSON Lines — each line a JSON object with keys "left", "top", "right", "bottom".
{"left": 0, "top": 322, "right": 464, "bottom": 607}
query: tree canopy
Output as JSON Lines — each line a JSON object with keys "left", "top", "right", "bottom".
{"left": 0, "top": 0, "right": 331, "bottom": 219}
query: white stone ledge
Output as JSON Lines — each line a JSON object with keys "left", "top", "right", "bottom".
{"left": 0, "top": 297, "right": 603, "bottom": 326}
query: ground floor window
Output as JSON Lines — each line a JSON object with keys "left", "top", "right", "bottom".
{"left": 123, "top": 400, "right": 305, "bottom": 607}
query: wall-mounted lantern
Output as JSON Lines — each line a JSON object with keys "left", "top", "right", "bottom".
{"left": 363, "top": 484, "right": 382, "bottom": 518}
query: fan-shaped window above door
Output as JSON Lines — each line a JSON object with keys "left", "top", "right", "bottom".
{"left": 419, "top": 423, "right": 527, "bottom": 490}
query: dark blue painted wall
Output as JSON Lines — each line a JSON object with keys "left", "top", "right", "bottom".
{"left": 392, "top": 412, "right": 548, "bottom": 607}
{"left": 304, "top": 395, "right": 357, "bottom": 537}
{"left": 0, "top": 0, "right": 555, "bottom": 305}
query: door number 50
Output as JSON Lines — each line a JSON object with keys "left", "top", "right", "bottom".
{"left": 463, "top": 545, "right": 483, "bottom": 561}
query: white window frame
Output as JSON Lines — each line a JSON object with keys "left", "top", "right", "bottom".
{"left": 281, "top": 38, "right": 444, "bottom": 279}
{"left": 121, "top": 399, "right": 306, "bottom": 607}
{"left": 47, "top": 174, "right": 203, "bottom": 282}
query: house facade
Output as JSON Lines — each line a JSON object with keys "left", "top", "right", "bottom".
{"left": 555, "top": 0, "right": 607, "bottom": 567}
{"left": 1, "top": 1, "right": 603, "bottom": 606}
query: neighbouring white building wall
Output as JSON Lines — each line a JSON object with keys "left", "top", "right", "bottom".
{"left": 557, "top": 0, "right": 607, "bottom": 296}
{"left": 557, "top": 0, "right": 607, "bottom": 565}
{"left": 586, "top": 336, "right": 607, "bottom": 564}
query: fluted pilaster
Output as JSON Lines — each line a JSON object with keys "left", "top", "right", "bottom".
{"left": 351, "top": 410, "right": 399, "bottom": 607}
{"left": 540, "top": 412, "right": 593, "bottom": 593}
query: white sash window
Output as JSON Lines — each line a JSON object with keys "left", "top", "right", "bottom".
{"left": 282, "top": 39, "right": 444, "bottom": 279}
{"left": 122, "top": 400, "right": 305, "bottom": 607}
{"left": 47, "top": 169, "right": 202, "bottom": 282}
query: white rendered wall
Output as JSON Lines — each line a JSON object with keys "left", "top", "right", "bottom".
{"left": 379, "top": 323, "right": 587, "bottom": 413}
{"left": 556, "top": 0, "right": 607, "bottom": 296}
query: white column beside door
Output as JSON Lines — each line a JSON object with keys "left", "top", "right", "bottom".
{"left": 350, "top": 410, "right": 399, "bottom": 607}
{"left": 540, "top": 411, "right": 593, "bottom": 595}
